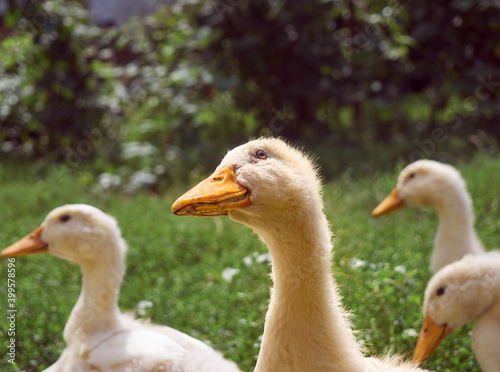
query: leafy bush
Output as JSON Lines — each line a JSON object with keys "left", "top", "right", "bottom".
{"left": 1, "top": 0, "right": 499, "bottom": 189}
{"left": 0, "top": 0, "right": 115, "bottom": 161}
{"left": 196, "top": 0, "right": 500, "bottom": 172}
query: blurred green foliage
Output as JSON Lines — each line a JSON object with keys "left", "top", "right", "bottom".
{"left": 0, "top": 0, "right": 112, "bottom": 161}
{"left": 0, "top": 0, "right": 499, "bottom": 188}
{"left": 200, "top": 0, "right": 500, "bottom": 170}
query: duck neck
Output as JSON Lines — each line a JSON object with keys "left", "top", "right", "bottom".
{"left": 64, "top": 256, "right": 123, "bottom": 343}
{"left": 471, "top": 267, "right": 500, "bottom": 371}
{"left": 253, "top": 206, "right": 365, "bottom": 371}
{"left": 472, "top": 265, "right": 500, "bottom": 318}
{"left": 432, "top": 187, "right": 484, "bottom": 271}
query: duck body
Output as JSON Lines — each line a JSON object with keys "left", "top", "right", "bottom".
{"left": 46, "top": 320, "right": 233, "bottom": 372}
{"left": 414, "top": 251, "right": 500, "bottom": 371}
{"left": 45, "top": 311, "right": 234, "bottom": 372}
{"left": 1, "top": 204, "right": 239, "bottom": 372}
{"left": 173, "top": 138, "right": 427, "bottom": 372}
{"left": 372, "top": 160, "right": 485, "bottom": 272}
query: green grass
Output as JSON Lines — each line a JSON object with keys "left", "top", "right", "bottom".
{"left": 0, "top": 155, "right": 499, "bottom": 372}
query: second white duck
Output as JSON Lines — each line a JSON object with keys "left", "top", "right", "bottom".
{"left": 1, "top": 204, "right": 240, "bottom": 372}
{"left": 372, "top": 159, "right": 485, "bottom": 272}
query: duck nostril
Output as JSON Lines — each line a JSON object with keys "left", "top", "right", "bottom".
{"left": 213, "top": 175, "right": 223, "bottom": 182}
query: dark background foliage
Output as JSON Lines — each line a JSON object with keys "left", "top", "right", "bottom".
{"left": 1, "top": 0, "right": 499, "bottom": 187}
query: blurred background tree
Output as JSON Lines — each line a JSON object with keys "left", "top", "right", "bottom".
{"left": 0, "top": 0, "right": 499, "bottom": 189}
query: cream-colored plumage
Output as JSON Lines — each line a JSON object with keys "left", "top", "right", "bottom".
{"left": 373, "top": 160, "right": 485, "bottom": 272}
{"left": 172, "top": 138, "right": 427, "bottom": 372}
{"left": 416, "top": 251, "right": 500, "bottom": 371}
{"left": 1, "top": 204, "right": 240, "bottom": 372}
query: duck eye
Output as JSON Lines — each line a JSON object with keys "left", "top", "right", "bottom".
{"left": 59, "top": 214, "right": 71, "bottom": 222}
{"left": 256, "top": 150, "right": 268, "bottom": 159}
{"left": 408, "top": 173, "right": 416, "bottom": 179}
{"left": 436, "top": 287, "right": 445, "bottom": 296}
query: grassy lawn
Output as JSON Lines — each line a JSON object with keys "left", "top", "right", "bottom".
{"left": 1, "top": 154, "right": 499, "bottom": 372}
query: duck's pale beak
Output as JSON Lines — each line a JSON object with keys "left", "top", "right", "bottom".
{"left": 413, "top": 314, "right": 453, "bottom": 364}
{"left": 1, "top": 226, "right": 48, "bottom": 257}
{"left": 172, "top": 163, "right": 252, "bottom": 216}
{"left": 372, "top": 187, "right": 406, "bottom": 217}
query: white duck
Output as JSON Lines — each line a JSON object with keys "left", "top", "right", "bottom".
{"left": 172, "top": 138, "right": 427, "bottom": 372}
{"left": 1, "top": 204, "right": 240, "bottom": 372}
{"left": 372, "top": 160, "right": 485, "bottom": 272}
{"left": 413, "top": 251, "right": 500, "bottom": 371}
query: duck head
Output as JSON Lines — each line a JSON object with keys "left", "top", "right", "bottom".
{"left": 372, "top": 160, "right": 465, "bottom": 217}
{"left": 413, "top": 254, "right": 498, "bottom": 363}
{"left": 172, "top": 138, "right": 322, "bottom": 228}
{"left": 1, "top": 204, "right": 125, "bottom": 265}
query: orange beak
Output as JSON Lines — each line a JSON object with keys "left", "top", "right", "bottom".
{"left": 413, "top": 314, "right": 453, "bottom": 364}
{"left": 1, "top": 226, "right": 48, "bottom": 257}
{"left": 172, "top": 163, "right": 252, "bottom": 216}
{"left": 372, "top": 187, "right": 406, "bottom": 217}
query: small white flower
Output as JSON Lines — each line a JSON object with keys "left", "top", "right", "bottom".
{"left": 165, "top": 147, "right": 180, "bottom": 161}
{"left": 137, "top": 300, "right": 153, "bottom": 316}
{"left": 253, "top": 335, "right": 263, "bottom": 348}
{"left": 126, "top": 171, "right": 157, "bottom": 192}
{"left": 382, "top": 6, "right": 393, "bottom": 17}
{"left": 170, "top": 66, "right": 191, "bottom": 82}
{"left": 98, "top": 48, "right": 113, "bottom": 60}
{"left": 0, "top": 104, "right": 11, "bottom": 118}
{"left": 154, "top": 165, "right": 165, "bottom": 175}
{"left": 2, "top": 141, "right": 13, "bottom": 152}
{"left": 402, "top": 328, "right": 418, "bottom": 339}
{"left": 394, "top": 265, "right": 406, "bottom": 274}
{"left": 121, "top": 141, "right": 157, "bottom": 159}
{"left": 156, "top": 65, "right": 167, "bottom": 77}
{"left": 113, "top": 82, "right": 129, "bottom": 100}
{"left": 243, "top": 256, "right": 253, "bottom": 267}
{"left": 349, "top": 257, "right": 366, "bottom": 269}
{"left": 222, "top": 267, "right": 239, "bottom": 282}
{"left": 368, "top": 14, "right": 381, "bottom": 23}
{"left": 98, "top": 173, "right": 121, "bottom": 189}
{"left": 125, "top": 63, "right": 139, "bottom": 77}
{"left": 256, "top": 253, "right": 271, "bottom": 263}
